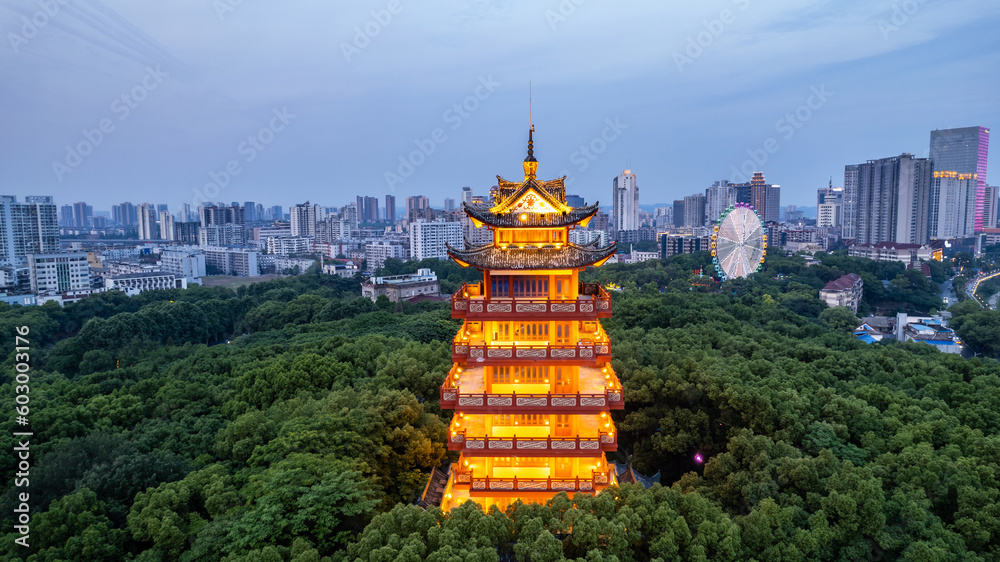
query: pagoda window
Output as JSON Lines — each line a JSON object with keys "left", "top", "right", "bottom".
{"left": 493, "top": 457, "right": 548, "bottom": 468}
{"left": 554, "top": 322, "right": 572, "bottom": 344}
{"left": 513, "top": 322, "right": 549, "bottom": 341}
{"left": 491, "top": 276, "right": 510, "bottom": 297}
{"left": 494, "top": 414, "right": 546, "bottom": 426}
{"left": 511, "top": 276, "right": 549, "bottom": 297}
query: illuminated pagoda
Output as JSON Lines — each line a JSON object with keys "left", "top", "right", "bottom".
{"left": 433, "top": 126, "right": 622, "bottom": 511}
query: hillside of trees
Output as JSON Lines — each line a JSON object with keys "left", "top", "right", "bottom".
{"left": 2, "top": 256, "right": 999, "bottom": 561}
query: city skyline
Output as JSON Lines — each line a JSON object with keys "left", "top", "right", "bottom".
{"left": 1, "top": 2, "right": 998, "bottom": 210}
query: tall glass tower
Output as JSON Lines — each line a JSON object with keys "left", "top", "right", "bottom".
{"left": 930, "top": 127, "right": 990, "bottom": 232}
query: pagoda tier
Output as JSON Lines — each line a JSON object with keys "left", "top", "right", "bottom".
{"left": 446, "top": 241, "right": 617, "bottom": 270}
{"left": 464, "top": 201, "right": 600, "bottom": 229}
{"left": 430, "top": 125, "right": 621, "bottom": 512}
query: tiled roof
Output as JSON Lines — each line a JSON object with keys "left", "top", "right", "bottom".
{"left": 447, "top": 241, "right": 617, "bottom": 270}
{"left": 822, "top": 273, "right": 862, "bottom": 292}
{"left": 495, "top": 176, "right": 566, "bottom": 203}
{"left": 464, "top": 201, "right": 599, "bottom": 228}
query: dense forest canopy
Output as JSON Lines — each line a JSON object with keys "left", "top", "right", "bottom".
{"left": 2, "top": 255, "right": 999, "bottom": 561}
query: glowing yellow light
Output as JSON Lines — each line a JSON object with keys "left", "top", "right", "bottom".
{"left": 520, "top": 213, "right": 528, "bottom": 221}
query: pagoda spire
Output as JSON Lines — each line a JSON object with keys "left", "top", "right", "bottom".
{"left": 523, "top": 125, "right": 538, "bottom": 181}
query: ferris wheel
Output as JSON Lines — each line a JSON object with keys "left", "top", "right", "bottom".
{"left": 711, "top": 203, "right": 767, "bottom": 280}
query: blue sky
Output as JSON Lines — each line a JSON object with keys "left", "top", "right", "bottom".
{"left": 1, "top": 0, "right": 998, "bottom": 213}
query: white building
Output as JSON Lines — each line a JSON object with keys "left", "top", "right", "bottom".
{"left": 201, "top": 246, "right": 260, "bottom": 277}
{"left": 365, "top": 241, "right": 407, "bottom": 272}
{"left": 160, "top": 249, "right": 207, "bottom": 280}
{"left": 410, "top": 219, "right": 462, "bottom": 261}
{"left": 199, "top": 224, "right": 246, "bottom": 247}
{"left": 0, "top": 196, "right": 59, "bottom": 266}
{"left": 612, "top": 169, "right": 639, "bottom": 234}
{"left": 290, "top": 202, "right": 324, "bottom": 237}
{"left": 106, "top": 272, "right": 188, "bottom": 295}
{"left": 138, "top": 204, "right": 159, "bottom": 240}
{"left": 819, "top": 273, "right": 863, "bottom": 313}
{"left": 929, "top": 171, "right": 977, "bottom": 240}
{"left": 362, "top": 268, "right": 440, "bottom": 302}
{"left": 28, "top": 252, "right": 90, "bottom": 294}
{"left": 159, "top": 210, "right": 175, "bottom": 241}
{"left": 817, "top": 202, "right": 842, "bottom": 228}
{"left": 274, "top": 257, "right": 315, "bottom": 274}
{"left": 267, "top": 236, "right": 313, "bottom": 256}
{"left": 705, "top": 181, "right": 736, "bottom": 225}
{"left": 323, "top": 262, "right": 359, "bottom": 278}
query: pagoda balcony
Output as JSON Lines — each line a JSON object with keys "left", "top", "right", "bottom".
{"left": 440, "top": 365, "right": 624, "bottom": 412}
{"left": 450, "top": 469, "right": 614, "bottom": 496}
{"left": 451, "top": 341, "right": 611, "bottom": 365}
{"left": 448, "top": 431, "right": 617, "bottom": 455}
{"left": 451, "top": 283, "right": 612, "bottom": 320}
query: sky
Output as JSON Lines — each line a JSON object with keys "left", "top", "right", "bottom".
{"left": 1, "top": 0, "right": 999, "bottom": 213}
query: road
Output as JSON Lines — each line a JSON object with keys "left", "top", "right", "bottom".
{"left": 941, "top": 277, "right": 957, "bottom": 306}
{"left": 969, "top": 271, "right": 1000, "bottom": 308}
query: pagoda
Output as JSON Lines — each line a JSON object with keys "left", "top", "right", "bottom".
{"left": 434, "top": 126, "right": 622, "bottom": 512}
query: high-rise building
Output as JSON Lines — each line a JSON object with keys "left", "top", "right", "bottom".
{"left": 244, "top": 202, "right": 256, "bottom": 222}
{"left": 765, "top": 184, "right": 781, "bottom": 224}
{"left": 683, "top": 193, "right": 706, "bottom": 227}
{"left": 199, "top": 204, "right": 247, "bottom": 245}
{"left": 409, "top": 219, "right": 462, "bottom": 260}
{"left": 270, "top": 205, "right": 283, "bottom": 221}
{"left": 179, "top": 203, "right": 193, "bottom": 224}
{"left": 156, "top": 204, "right": 168, "bottom": 214}
{"left": 159, "top": 210, "right": 176, "bottom": 242}
{"left": 750, "top": 173, "right": 766, "bottom": 217}
{"left": 0, "top": 196, "right": 59, "bottom": 266}
{"left": 340, "top": 203, "right": 359, "bottom": 229}
{"left": 611, "top": 169, "right": 639, "bottom": 234}
{"left": 72, "top": 202, "right": 92, "bottom": 228}
{"left": 434, "top": 128, "right": 620, "bottom": 512}
{"left": 653, "top": 206, "right": 672, "bottom": 229}
{"left": 929, "top": 172, "right": 977, "bottom": 240}
{"left": 444, "top": 198, "right": 456, "bottom": 213}
{"left": 356, "top": 196, "right": 379, "bottom": 223}
{"left": 59, "top": 205, "right": 73, "bottom": 227}
{"left": 290, "top": 202, "right": 320, "bottom": 237}
{"left": 672, "top": 200, "right": 685, "bottom": 228}
{"left": 385, "top": 195, "right": 397, "bottom": 223}
{"left": 28, "top": 252, "right": 90, "bottom": 294}
{"left": 112, "top": 202, "right": 138, "bottom": 226}
{"left": 984, "top": 185, "right": 999, "bottom": 229}
{"left": 851, "top": 154, "right": 932, "bottom": 245}
{"left": 138, "top": 204, "right": 159, "bottom": 240}
{"left": 406, "top": 195, "right": 430, "bottom": 222}
{"left": 930, "top": 127, "right": 990, "bottom": 231}
{"left": 843, "top": 165, "right": 860, "bottom": 240}
{"left": 705, "top": 181, "right": 737, "bottom": 225}
{"left": 817, "top": 185, "right": 844, "bottom": 228}
{"left": 566, "top": 194, "right": 586, "bottom": 208}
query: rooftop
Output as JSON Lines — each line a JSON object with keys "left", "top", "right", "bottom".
{"left": 822, "top": 273, "right": 862, "bottom": 292}
{"left": 447, "top": 241, "right": 617, "bottom": 271}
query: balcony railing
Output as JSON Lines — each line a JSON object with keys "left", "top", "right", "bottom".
{"left": 440, "top": 389, "right": 624, "bottom": 412}
{"left": 451, "top": 469, "right": 613, "bottom": 495}
{"left": 452, "top": 342, "right": 611, "bottom": 364}
{"left": 451, "top": 283, "right": 612, "bottom": 320}
{"left": 448, "top": 431, "right": 617, "bottom": 455}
